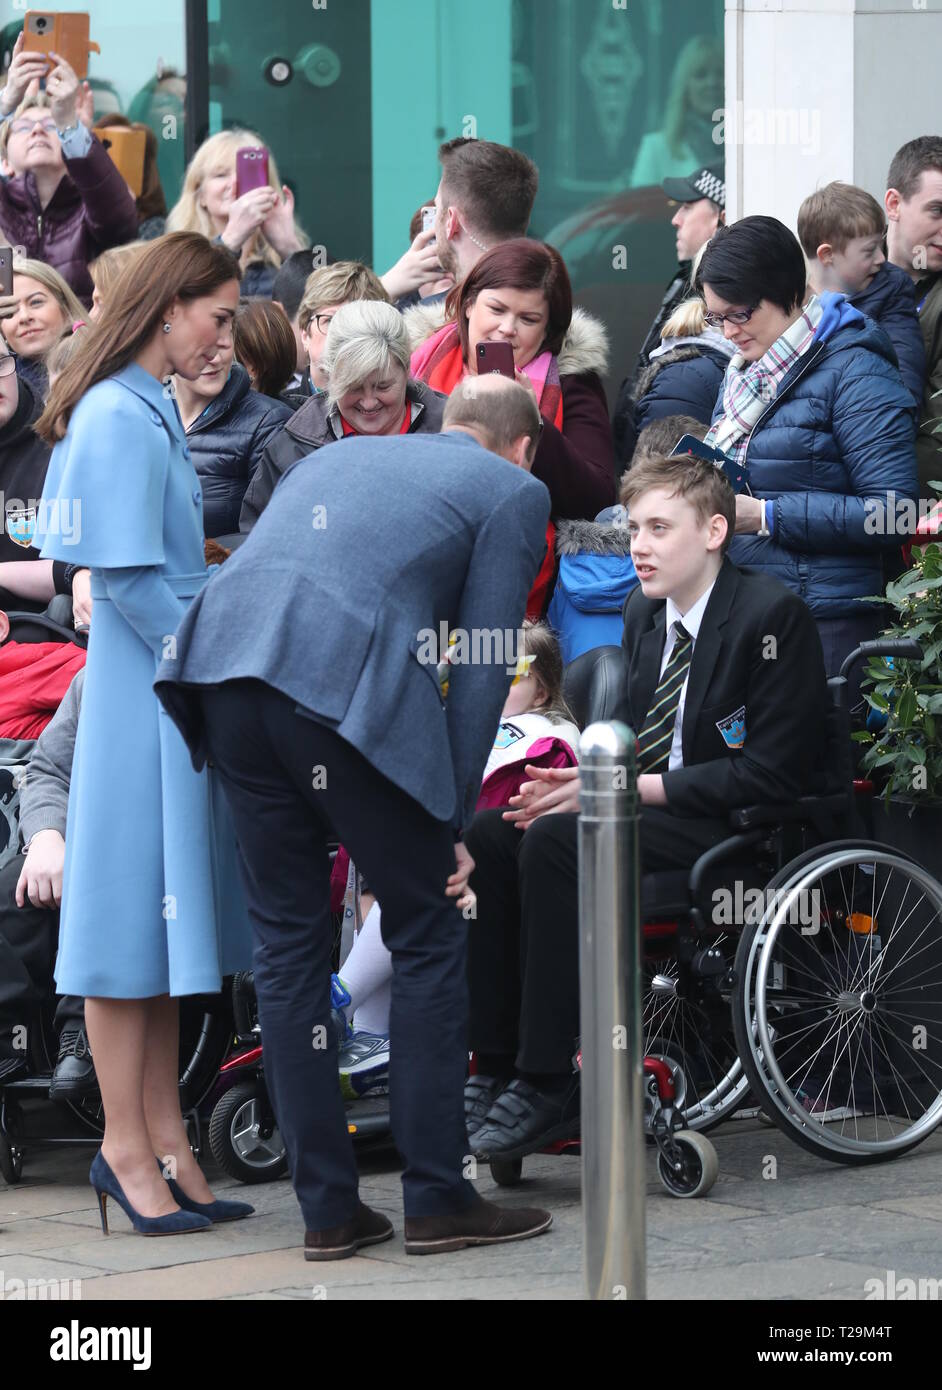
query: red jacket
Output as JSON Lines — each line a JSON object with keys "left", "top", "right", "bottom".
{"left": 0, "top": 134, "right": 138, "bottom": 305}
{"left": 0, "top": 640, "right": 87, "bottom": 740}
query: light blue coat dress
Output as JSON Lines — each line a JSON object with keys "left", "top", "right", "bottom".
{"left": 34, "top": 363, "right": 253, "bottom": 997}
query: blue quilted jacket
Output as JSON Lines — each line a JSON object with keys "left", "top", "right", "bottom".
{"left": 719, "top": 297, "right": 918, "bottom": 618}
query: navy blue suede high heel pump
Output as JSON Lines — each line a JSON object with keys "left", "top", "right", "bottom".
{"left": 90, "top": 1151, "right": 212, "bottom": 1236}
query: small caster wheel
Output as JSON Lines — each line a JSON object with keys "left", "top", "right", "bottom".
{"left": 490, "top": 1156, "right": 523, "bottom": 1186}
{"left": 0, "top": 1132, "right": 23, "bottom": 1184}
{"left": 208, "top": 1082, "right": 288, "bottom": 1185}
{"left": 656, "top": 1130, "right": 718, "bottom": 1198}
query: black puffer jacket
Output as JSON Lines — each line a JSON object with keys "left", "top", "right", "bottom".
{"left": 186, "top": 363, "right": 292, "bottom": 537}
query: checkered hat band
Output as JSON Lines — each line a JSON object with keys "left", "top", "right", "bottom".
{"left": 693, "top": 170, "right": 726, "bottom": 206}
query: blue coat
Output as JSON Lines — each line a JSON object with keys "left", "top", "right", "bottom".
{"left": 720, "top": 299, "right": 918, "bottom": 618}
{"left": 34, "top": 364, "right": 253, "bottom": 997}
{"left": 185, "top": 364, "right": 291, "bottom": 537}
{"left": 849, "top": 261, "right": 925, "bottom": 407}
{"left": 156, "top": 431, "right": 551, "bottom": 834}
{"left": 635, "top": 344, "right": 729, "bottom": 440}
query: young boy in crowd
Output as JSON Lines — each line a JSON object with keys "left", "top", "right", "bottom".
{"left": 798, "top": 181, "right": 925, "bottom": 405}
{"left": 463, "top": 456, "right": 830, "bottom": 1158}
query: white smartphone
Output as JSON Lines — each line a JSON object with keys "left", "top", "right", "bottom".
{"left": 421, "top": 206, "right": 436, "bottom": 234}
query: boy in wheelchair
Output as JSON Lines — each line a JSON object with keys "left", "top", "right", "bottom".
{"left": 460, "top": 455, "right": 830, "bottom": 1158}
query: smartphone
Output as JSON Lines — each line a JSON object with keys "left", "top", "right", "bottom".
{"left": 236, "top": 146, "right": 270, "bottom": 199}
{"left": 421, "top": 205, "right": 436, "bottom": 234}
{"left": 97, "top": 126, "right": 146, "bottom": 197}
{"left": 0, "top": 247, "right": 12, "bottom": 298}
{"left": 22, "top": 11, "right": 100, "bottom": 80}
{"left": 670, "top": 433, "right": 752, "bottom": 495}
{"left": 476, "top": 341, "right": 516, "bottom": 379}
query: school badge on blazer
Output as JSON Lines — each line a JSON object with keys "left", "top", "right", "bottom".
{"left": 715, "top": 706, "right": 746, "bottom": 749}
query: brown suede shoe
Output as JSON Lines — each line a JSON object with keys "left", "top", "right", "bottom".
{"left": 404, "top": 1198, "right": 552, "bottom": 1255}
{"left": 304, "top": 1202, "right": 394, "bottom": 1261}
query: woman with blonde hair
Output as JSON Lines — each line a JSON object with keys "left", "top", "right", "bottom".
{"left": 239, "top": 298, "right": 445, "bottom": 530}
{"left": 33, "top": 231, "right": 254, "bottom": 1235}
{"left": 1, "top": 258, "right": 86, "bottom": 400}
{"left": 625, "top": 290, "right": 734, "bottom": 461}
{"left": 166, "top": 129, "right": 307, "bottom": 297}
{"left": 630, "top": 35, "right": 724, "bottom": 187}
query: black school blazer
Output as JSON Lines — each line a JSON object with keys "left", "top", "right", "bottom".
{"left": 620, "top": 558, "right": 828, "bottom": 818}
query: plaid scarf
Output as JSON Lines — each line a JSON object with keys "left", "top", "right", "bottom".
{"left": 705, "top": 295, "right": 823, "bottom": 465}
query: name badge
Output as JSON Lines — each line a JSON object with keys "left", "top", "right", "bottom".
{"left": 716, "top": 706, "right": 746, "bottom": 749}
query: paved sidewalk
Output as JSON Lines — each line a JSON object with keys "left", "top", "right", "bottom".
{"left": 3, "top": 1109, "right": 942, "bottom": 1300}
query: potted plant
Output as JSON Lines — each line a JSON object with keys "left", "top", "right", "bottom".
{"left": 855, "top": 502, "right": 942, "bottom": 872}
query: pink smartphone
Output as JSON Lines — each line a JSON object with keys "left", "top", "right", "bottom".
{"left": 476, "top": 340, "right": 516, "bottom": 379}
{"left": 236, "top": 146, "right": 270, "bottom": 198}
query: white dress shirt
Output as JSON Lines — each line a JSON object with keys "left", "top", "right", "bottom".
{"left": 658, "top": 579, "right": 717, "bottom": 771}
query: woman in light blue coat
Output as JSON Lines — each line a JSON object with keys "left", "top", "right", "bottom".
{"left": 33, "top": 233, "right": 254, "bottom": 1236}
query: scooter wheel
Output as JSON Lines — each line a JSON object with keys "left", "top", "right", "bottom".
{"left": 490, "top": 1157, "right": 523, "bottom": 1187}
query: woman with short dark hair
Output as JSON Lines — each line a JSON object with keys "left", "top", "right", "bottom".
{"left": 698, "top": 214, "right": 918, "bottom": 673}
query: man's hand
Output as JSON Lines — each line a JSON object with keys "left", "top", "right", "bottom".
{"left": 380, "top": 228, "right": 445, "bottom": 301}
{"left": 637, "top": 773, "right": 667, "bottom": 806}
{"left": 16, "top": 828, "right": 65, "bottom": 909}
{"left": 735, "top": 494, "right": 764, "bottom": 534}
{"left": 71, "top": 567, "right": 92, "bottom": 629}
{"left": 503, "top": 764, "right": 581, "bottom": 830}
{"left": 446, "top": 839, "right": 475, "bottom": 912}
{"left": 0, "top": 32, "right": 49, "bottom": 116}
{"left": 45, "top": 51, "right": 81, "bottom": 129}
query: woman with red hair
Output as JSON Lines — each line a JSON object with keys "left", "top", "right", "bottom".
{"left": 408, "top": 240, "right": 614, "bottom": 613}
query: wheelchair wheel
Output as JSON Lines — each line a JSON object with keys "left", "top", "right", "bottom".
{"left": 733, "top": 842, "right": 942, "bottom": 1163}
{"left": 656, "top": 1130, "right": 718, "bottom": 1198}
{"left": 643, "top": 932, "right": 749, "bottom": 1132}
{"left": 208, "top": 1081, "right": 288, "bottom": 1184}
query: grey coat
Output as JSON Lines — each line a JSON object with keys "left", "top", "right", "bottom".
{"left": 155, "top": 431, "right": 551, "bottom": 833}
{"left": 19, "top": 668, "right": 84, "bottom": 847}
{"left": 238, "top": 378, "right": 447, "bottom": 533}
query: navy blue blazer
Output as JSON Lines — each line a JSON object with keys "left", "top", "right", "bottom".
{"left": 155, "top": 430, "right": 551, "bottom": 833}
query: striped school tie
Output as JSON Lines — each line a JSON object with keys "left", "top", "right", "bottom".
{"left": 637, "top": 623, "right": 692, "bottom": 774}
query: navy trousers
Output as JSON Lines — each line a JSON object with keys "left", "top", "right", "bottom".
{"left": 200, "top": 680, "right": 479, "bottom": 1230}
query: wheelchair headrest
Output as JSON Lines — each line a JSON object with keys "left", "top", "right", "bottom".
{"left": 563, "top": 644, "right": 630, "bottom": 729}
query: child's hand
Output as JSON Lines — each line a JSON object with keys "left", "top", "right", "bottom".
{"left": 503, "top": 764, "right": 581, "bottom": 830}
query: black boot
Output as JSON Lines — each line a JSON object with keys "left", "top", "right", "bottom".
{"left": 49, "top": 1024, "right": 97, "bottom": 1100}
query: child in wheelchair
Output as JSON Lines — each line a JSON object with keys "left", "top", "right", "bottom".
{"left": 330, "top": 622, "right": 580, "bottom": 1099}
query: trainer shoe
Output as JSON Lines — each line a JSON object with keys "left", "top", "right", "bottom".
{"left": 339, "top": 1030, "right": 390, "bottom": 1100}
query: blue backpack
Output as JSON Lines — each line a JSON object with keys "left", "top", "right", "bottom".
{"left": 547, "top": 519, "right": 639, "bottom": 665}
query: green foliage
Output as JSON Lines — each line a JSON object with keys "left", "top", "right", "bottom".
{"left": 858, "top": 537, "right": 942, "bottom": 805}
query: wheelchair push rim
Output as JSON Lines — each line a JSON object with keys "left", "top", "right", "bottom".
{"left": 747, "top": 846, "right": 942, "bottom": 1158}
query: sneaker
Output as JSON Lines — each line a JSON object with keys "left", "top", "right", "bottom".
{"left": 339, "top": 1030, "right": 390, "bottom": 1100}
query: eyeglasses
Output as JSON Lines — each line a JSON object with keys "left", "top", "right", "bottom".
{"left": 9, "top": 118, "right": 58, "bottom": 136}
{"left": 313, "top": 313, "right": 335, "bottom": 336}
{"left": 703, "top": 303, "right": 761, "bottom": 329}
{"left": 0, "top": 356, "right": 16, "bottom": 378}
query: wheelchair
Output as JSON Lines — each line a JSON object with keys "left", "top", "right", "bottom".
{"left": 487, "top": 633, "right": 940, "bottom": 1198}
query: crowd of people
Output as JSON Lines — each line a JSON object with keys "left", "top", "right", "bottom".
{"left": 0, "top": 22, "right": 940, "bottom": 1259}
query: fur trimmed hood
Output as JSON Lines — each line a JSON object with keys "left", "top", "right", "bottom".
{"left": 403, "top": 300, "right": 609, "bottom": 379}
{"left": 555, "top": 518, "right": 632, "bottom": 557}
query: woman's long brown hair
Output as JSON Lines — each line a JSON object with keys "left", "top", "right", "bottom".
{"left": 36, "top": 233, "right": 241, "bottom": 443}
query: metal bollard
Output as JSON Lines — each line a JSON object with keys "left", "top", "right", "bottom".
{"left": 578, "top": 721, "right": 645, "bottom": 1301}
